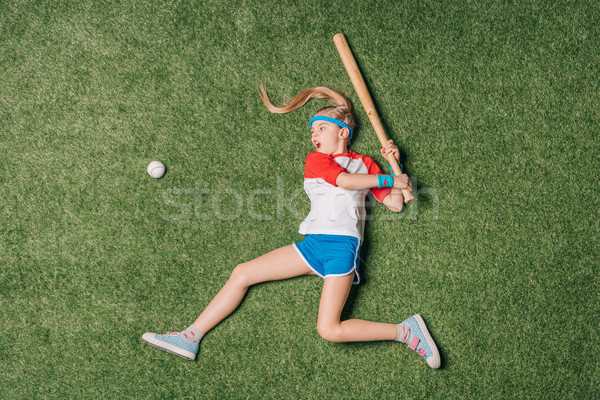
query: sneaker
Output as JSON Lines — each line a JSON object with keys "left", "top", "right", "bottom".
{"left": 142, "top": 331, "right": 199, "bottom": 360}
{"left": 400, "top": 314, "right": 441, "bottom": 369}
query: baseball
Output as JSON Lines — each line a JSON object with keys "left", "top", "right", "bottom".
{"left": 147, "top": 161, "right": 166, "bottom": 179}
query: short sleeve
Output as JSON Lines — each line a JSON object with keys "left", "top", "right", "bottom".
{"left": 361, "top": 155, "right": 392, "bottom": 203}
{"left": 304, "top": 152, "right": 347, "bottom": 186}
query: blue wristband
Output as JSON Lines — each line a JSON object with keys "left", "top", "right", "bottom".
{"left": 377, "top": 175, "right": 394, "bottom": 188}
{"left": 388, "top": 165, "right": 404, "bottom": 175}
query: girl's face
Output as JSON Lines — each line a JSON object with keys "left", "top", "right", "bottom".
{"left": 310, "top": 116, "right": 350, "bottom": 155}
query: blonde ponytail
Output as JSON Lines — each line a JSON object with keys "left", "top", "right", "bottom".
{"left": 259, "top": 84, "right": 356, "bottom": 132}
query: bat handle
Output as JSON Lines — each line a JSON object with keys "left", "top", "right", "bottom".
{"left": 388, "top": 155, "right": 415, "bottom": 204}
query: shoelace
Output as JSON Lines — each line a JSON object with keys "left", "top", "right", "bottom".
{"left": 159, "top": 331, "right": 198, "bottom": 344}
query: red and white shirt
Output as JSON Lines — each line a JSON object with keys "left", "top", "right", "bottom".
{"left": 299, "top": 150, "right": 391, "bottom": 240}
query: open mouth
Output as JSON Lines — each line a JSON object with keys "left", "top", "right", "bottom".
{"left": 313, "top": 140, "right": 321, "bottom": 149}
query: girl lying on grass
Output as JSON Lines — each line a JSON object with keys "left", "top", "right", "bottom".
{"left": 142, "top": 86, "right": 441, "bottom": 369}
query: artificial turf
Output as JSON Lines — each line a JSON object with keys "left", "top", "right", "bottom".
{"left": 1, "top": 0, "right": 599, "bottom": 398}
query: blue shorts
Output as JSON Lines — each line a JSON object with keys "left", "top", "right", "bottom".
{"left": 293, "top": 234, "right": 361, "bottom": 284}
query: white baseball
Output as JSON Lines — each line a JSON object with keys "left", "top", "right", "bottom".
{"left": 147, "top": 161, "right": 166, "bottom": 178}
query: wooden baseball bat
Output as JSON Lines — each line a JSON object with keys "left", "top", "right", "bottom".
{"left": 333, "top": 33, "right": 414, "bottom": 204}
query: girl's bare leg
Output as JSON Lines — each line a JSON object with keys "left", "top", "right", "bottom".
{"left": 316, "top": 273, "right": 398, "bottom": 342}
{"left": 193, "top": 245, "right": 314, "bottom": 334}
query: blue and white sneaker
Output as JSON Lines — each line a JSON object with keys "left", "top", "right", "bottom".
{"left": 400, "top": 314, "right": 441, "bottom": 369}
{"left": 142, "top": 331, "right": 199, "bottom": 360}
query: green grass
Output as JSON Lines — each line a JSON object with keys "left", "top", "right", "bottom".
{"left": 1, "top": 0, "right": 599, "bottom": 398}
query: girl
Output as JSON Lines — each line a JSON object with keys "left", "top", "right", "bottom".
{"left": 142, "top": 86, "right": 441, "bottom": 369}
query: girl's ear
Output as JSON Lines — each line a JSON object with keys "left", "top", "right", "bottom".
{"left": 339, "top": 127, "right": 350, "bottom": 139}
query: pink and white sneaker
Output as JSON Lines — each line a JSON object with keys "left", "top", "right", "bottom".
{"left": 142, "top": 331, "right": 199, "bottom": 360}
{"left": 397, "top": 314, "right": 441, "bottom": 369}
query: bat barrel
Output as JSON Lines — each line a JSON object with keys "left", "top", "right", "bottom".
{"left": 333, "top": 34, "right": 388, "bottom": 148}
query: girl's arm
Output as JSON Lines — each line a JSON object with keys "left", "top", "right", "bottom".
{"left": 335, "top": 172, "right": 410, "bottom": 191}
{"left": 380, "top": 140, "right": 410, "bottom": 212}
{"left": 335, "top": 140, "right": 411, "bottom": 213}
{"left": 382, "top": 187, "right": 406, "bottom": 213}
{"left": 336, "top": 172, "right": 409, "bottom": 213}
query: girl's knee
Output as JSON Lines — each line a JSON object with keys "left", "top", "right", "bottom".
{"left": 230, "top": 263, "right": 252, "bottom": 287}
{"left": 317, "top": 322, "right": 344, "bottom": 343}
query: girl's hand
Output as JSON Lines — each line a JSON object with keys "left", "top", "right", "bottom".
{"left": 393, "top": 173, "right": 412, "bottom": 190}
{"left": 380, "top": 140, "right": 400, "bottom": 162}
